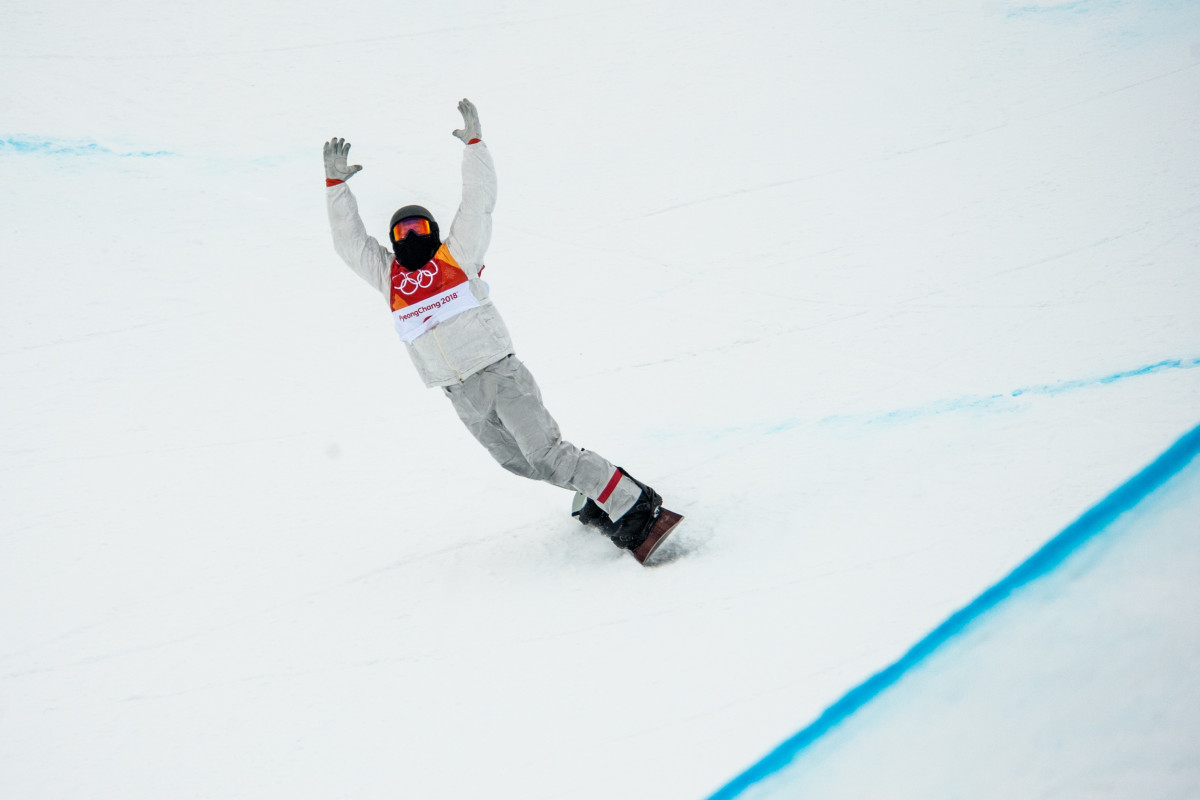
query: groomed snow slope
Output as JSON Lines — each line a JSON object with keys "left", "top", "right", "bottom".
{"left": 2, "top": 2, "right": 1199, "bottom": 798}
{"left": 716, "top": 424, "right": 1200, "bottom": 799}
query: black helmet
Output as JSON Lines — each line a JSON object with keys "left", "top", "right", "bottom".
{"left": 389, "top": 205, "right": 440, "bottom": 244}
{"left": 389, "top": 205, "right": 441, "bottom": 270}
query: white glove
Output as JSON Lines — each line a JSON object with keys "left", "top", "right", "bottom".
{"left": 323, "top": 137, "right": 363, "bottom": 182}
{"left": 452, "top": 98, "right": 482, "bottom": 144}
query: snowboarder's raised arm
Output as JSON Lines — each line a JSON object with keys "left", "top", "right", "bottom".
{"left": 323, "top": 137, "right": 391, "bottom": 295}
{"left": 445, "top": 99, "right": 497, "bottom": 275}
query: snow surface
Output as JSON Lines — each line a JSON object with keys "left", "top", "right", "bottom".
{"left": 731, "top": 433, "right": 1200, "bottom": 799}
{"left": 2, "top": 1, "right": 1198, "bottom": 798}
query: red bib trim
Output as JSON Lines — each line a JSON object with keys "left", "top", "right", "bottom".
{"left": 389, "top": 245, "right": 482, "bottom": 343}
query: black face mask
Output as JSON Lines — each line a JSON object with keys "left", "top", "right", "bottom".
{"left": 395, "top": 233, "right": 440, "bottom": 271}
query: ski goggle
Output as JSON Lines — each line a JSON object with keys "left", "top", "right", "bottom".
{"left": 393, "top": 217, "right": 432, "bottom": 241}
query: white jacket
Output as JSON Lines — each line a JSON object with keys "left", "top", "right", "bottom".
{"left": 326, "top": 142, "right": 514, "bottom": 387}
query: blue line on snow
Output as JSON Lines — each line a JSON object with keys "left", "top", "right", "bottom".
{"left": 1010, "top": 357, "right": 1200, "bottom": 397}
{"left": 705, "top": 420, "right": 1200, "bottom": 799}
{"left": 761, "top": 356, "right": 1200, "bottom": 435}
{"left": 1, "top": 136, "right": 174, "bottom": 158}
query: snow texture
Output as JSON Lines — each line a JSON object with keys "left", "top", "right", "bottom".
{"left": 715, "top": 424, "right": 1200, "bottom": 798}
{"left": 2, "top": 1, "right": 1199, "bottom": 798}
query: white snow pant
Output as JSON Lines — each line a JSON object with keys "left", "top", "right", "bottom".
{"left": 442, "top": 356, "right": 641, "bottom": 522}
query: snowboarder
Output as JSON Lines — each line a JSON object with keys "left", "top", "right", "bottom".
{"left": 322, "top": 98, "right": 681, "bottom": 564}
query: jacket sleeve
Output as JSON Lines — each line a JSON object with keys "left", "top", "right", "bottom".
{"left": 326, "top": 182, "right": 392, "bottom": 296}
{"left": 445, "top": 142, "right": 497, "bottom": 277}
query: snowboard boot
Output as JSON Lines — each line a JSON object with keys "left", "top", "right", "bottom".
{"left": 571, "top": 492, "right": 618, "bottom": 535}
{"left": 571, "top": 470, "right": 664, "bottom": 555}
{"left": 606, "top": 470, "right": 663, "bottom": 552}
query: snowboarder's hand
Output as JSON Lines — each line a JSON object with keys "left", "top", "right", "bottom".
{"left": 323, "top": 137, "right": 363, "bottom": 183}
{"left": 452, "top": 98, "right": 482, "bottom": 144}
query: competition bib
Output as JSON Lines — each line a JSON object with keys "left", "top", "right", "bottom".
{"left": 389, "top": 245, "right": 482, "bottom": 343}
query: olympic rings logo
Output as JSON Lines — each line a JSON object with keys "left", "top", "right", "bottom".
{"left": 394, "top": 261, "right": 439, "bottom": 296}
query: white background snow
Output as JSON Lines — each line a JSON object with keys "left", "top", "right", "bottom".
{"left": 2, "top": 1, "right": 1199, "bottom": 798}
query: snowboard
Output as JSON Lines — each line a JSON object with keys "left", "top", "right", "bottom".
{"left": 632, "top": 508, "right": 685, "bottom": 565}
